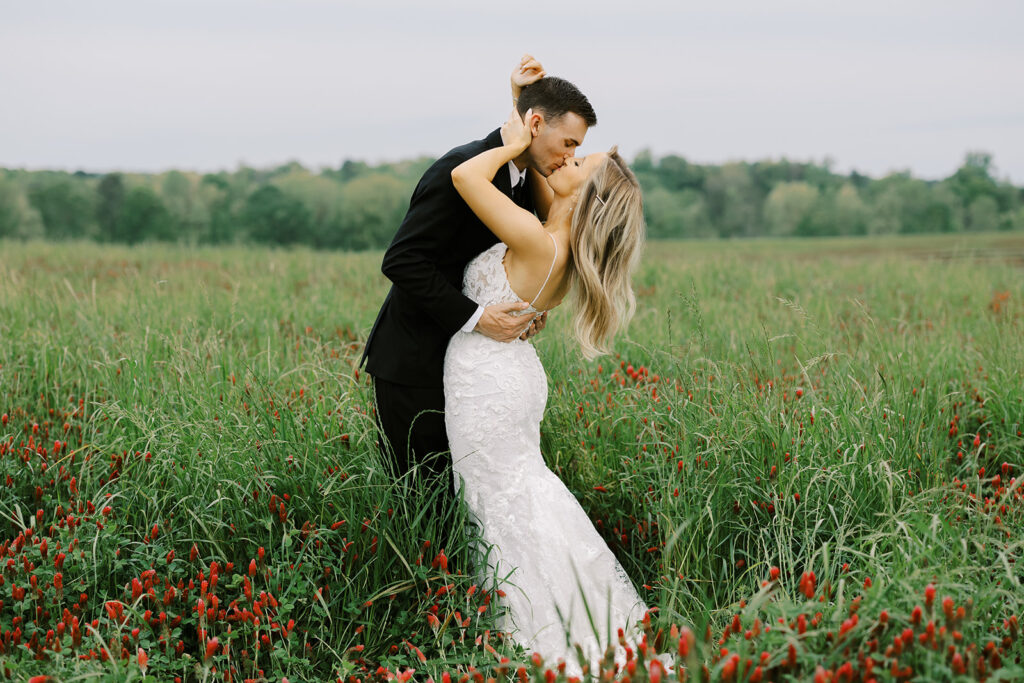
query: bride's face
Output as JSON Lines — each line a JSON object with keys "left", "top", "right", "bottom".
{"left": 546, "top": 152, "right": 607, "bottom": 198}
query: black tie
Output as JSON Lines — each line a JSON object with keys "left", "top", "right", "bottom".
{"left": 511, "top": 179, "right": 525, "bottom": 206}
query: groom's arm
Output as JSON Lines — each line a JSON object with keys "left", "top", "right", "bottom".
{"left": 381, "top": 154, "right": 480, "bottom": 335}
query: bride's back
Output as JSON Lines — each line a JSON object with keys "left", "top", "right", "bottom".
{"left": 503, "top": 229, "right": 572, "bottom": 312}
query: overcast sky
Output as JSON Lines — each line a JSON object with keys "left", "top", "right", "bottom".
{"left": 2, "top": 0, "right": 1022, "bottom": 182}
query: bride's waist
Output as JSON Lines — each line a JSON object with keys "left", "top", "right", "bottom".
{"left": 450, "top": 330, "right": 535, "bottom": 348}
{"left": 446, "top": 332, "right": 541, "bottom": 363}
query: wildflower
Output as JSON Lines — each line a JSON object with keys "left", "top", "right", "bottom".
{"left": 800, "top": 572, "right": 816, "bottom": 599}
{"left": 431, "top": 550, "right": 449, "bottom": 572}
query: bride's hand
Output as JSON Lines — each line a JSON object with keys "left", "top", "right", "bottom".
{"left": 501, "top": 107, "right": 533, "bottom": 153}
{"left": 511, "top": 54, "right": 546, "bottom": 99}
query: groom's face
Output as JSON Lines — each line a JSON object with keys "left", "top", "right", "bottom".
{"left": 528, "top": 111, "right": 589, "bottom": 177}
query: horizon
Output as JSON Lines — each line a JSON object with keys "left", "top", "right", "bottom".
{"left": 2, "top": 148, "right": 1012, "bottom": 186}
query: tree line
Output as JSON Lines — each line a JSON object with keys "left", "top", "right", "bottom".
{"left": 1, "top": 151, "right": 1021, "bottom": 248}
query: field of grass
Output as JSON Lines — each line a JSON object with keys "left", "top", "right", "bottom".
{"left": 1, "top": 233, "right": 1022, "bottom": 682}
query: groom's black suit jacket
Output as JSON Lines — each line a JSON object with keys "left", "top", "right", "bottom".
{"left": 361, "top": 129, "right": 534, "bottom": 388}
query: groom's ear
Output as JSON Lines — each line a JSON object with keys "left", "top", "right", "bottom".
{"left": 529, "top": 111, "right": 543, "bottom": 137}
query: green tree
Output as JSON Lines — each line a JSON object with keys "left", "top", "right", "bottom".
{"left": 948, "top": 151, "right": 1000, "bottom": 210}
{"left": 326, "top": 159, "right": 371, "bottom": 183}
{"left": 657, "top": 155, "right": 705, "bottom": 192}
{"left": 162, "top": 171, "right": 208, "bottom": 244}
{"left": 677, "top": 190, "right": 715, "bottom": 238}
{"left": 865, "top": 174, "right": 947, "bottom": 234}
{"left": 631, "top": 149, "right": 655, "bottom": 175}
{"left": 338, "top": 174, "right": 410, "bottom": 250}
{"left": 96, "top": 173, "right": 125, "bottom": 241}
{"left": 630, "top": 149, "right": 661, "bottom": 196}
{"left": 200, "top": 173, "right": 241, "bottom": 244}
{"left": 643, "top": 186, "right": 686, "bottom": 239}
{"left": 966, "top": 196, "right": 1000, "bottom": 232}
{"left": 0, "top": 174, "right": 44, "bottom": 239}
{"left": 644, "top": 187, "right": 713, "bottom": 239}
{"left": 271, "top": 170, "right": 347, "bottom": 249}
{"left": 763, "top": 182, "right": 819, "bottom": 236}
{"left": 1010, "top": 206, "right": 1024, "bottom": 231}
{"left": 242, "top": 185, "right": 312, "bottom": 245}
{"left": 704, "top": 163, "right": 762, "bottom": 237}
{"left": 931, "top": 181, "right": 965, "bottom": 232}
{"left": 118, "top": 186, "right": 174, "bottom": 244}
{"left": 27, "top": 176, "right": 96, "bottom": 239}
{"left": 832, "top": 184, "right": 869, "bottom": 235}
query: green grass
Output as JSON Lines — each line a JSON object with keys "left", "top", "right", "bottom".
{"left": 1, "top": 233, "right": 1022, "bottom": 682}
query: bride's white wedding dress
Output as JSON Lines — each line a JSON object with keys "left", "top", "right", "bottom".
{"left": 443, "top": 236, "right": 649, "bottom": 672}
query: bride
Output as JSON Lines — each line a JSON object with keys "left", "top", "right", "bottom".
{"left": 443, "top": 74, "right": 648, "bottom": 671}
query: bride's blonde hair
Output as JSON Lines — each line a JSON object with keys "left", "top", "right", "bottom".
{"left": 567, "top": 147, "right": 645, "bottom": 359}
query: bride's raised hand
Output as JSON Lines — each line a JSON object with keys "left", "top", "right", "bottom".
{"left": 509, "top": 53, "right": 544, "bottom": 102}
{"left": 501, "top": 107, "right": 533, "bottom": 153}
{"left": 511, "top": 54, "right": 546, "bottom": 99}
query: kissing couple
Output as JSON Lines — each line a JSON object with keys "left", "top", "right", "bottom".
{"left": 361, "top": 55, "right": 649, "bottom": 671}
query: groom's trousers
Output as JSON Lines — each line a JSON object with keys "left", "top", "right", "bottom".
{"left": 372, "top": 376, "right": 459, "bottom": 551}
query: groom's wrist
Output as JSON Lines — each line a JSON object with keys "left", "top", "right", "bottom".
{"left": 461, "top": 305, "right": 485, "bottom": 333}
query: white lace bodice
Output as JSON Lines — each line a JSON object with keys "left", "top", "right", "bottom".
{"left": 461, "top": 238, "right": 556, "bottom": 320}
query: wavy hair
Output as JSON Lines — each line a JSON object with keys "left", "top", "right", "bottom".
{"left": 567, "top": 147, "right": 646, "bottom": 358}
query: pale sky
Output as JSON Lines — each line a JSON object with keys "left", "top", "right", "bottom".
{"left": 2, "top": 0, "right": 1022, "bottom": 182}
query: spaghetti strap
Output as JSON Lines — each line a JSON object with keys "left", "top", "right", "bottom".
{"left": 529, "top": 232, "right": 558, "bottom": 309}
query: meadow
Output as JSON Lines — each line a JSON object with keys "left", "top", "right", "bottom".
{"left": 1, "top": 233, "right": 1022, "bottom": 682}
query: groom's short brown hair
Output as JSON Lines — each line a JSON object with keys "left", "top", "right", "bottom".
{"left": 516, "top": 77, "right": 597, "bottom": 128}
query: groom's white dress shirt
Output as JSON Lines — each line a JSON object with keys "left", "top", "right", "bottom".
{"left": 459, "top": 137, "right": 527, "bottom": 333}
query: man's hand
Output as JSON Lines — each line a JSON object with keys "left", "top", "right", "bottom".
{"left": 518, "top": 310, "right": 547, "bottom": 341}
{"left": 511, "top": 54, "right": 546, "bottom": 101}
{"left": 475, "top": 301, "right": 534, "bottom": 342}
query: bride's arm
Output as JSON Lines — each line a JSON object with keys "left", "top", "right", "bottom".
{"left": 451, "top": 110, "right": 549, "bottom": 257}
{"left": 511, "top": 54, "right": 544, "bottom": 111}
{"left": 511, "top": 55, "right": 554, "bottom": 222}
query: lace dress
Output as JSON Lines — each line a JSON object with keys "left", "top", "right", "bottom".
{"left": 443, "top": 238, "right": 649, "bottom": 672}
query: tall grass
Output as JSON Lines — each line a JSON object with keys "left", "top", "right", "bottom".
{"left": 1, "top": 235, "right": 1022, "bottom": 681}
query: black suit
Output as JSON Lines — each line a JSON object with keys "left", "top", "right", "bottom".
{"left": 361, "top": 129, "right": 533, "bottom": 541}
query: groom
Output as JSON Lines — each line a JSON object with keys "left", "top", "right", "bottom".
{"left": 360, "top": 60, "right": 597, "bottom": 547}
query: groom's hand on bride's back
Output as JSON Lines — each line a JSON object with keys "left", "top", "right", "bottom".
{"left": 475, "top": 302, "right": 534, "bottom": 343}
{"left": 519, "top": 310, "right": 546, "bottom": 341}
